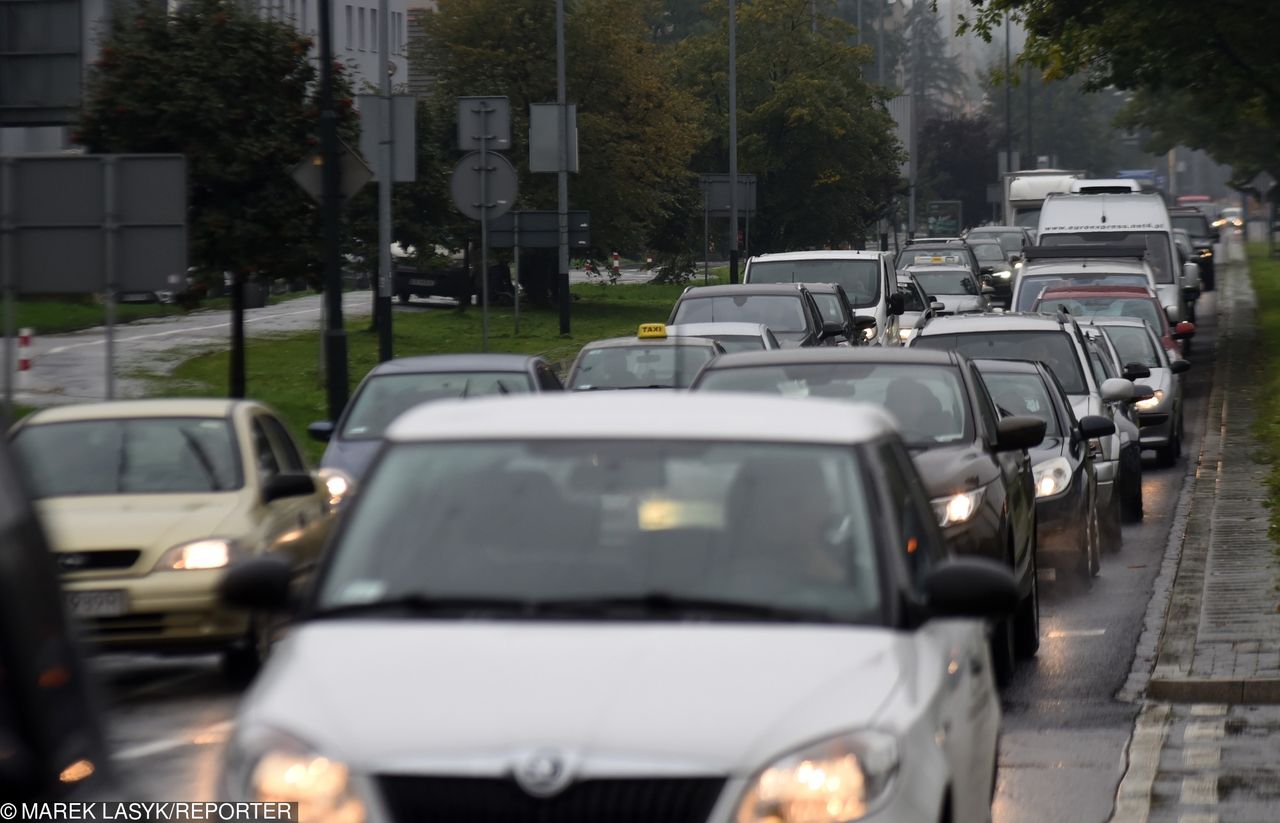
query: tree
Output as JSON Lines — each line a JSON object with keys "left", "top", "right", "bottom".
{"left": 902, "top": 1, "right": 965, "bottom": 120}
{"left": 675, "top": 0, "right": 905, "bottom": 251}
{"left": 916, "top": 112, "right": 997, "bottom": 226}
{"left": 77, "top": 0, "right": 361, "bottom": 287}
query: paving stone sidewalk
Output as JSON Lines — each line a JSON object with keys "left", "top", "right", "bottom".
{"left": 1112, "top": 248, "right": 1280, "bottom": 823}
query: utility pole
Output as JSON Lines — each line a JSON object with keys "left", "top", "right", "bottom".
{"left": 319, "top": 0, "right": 348, "bottom": 421}
{"left": 1024, "top": 61, "right": 1033, "bottom": 168}
{"left": 728, "top": 0, "right": 740, "bottom": 284}
{"left": 1004, "top": 11, "right": 1012, "bottom": 173}
{"left": 555, "top": 0, "right": 571, "bottom": 334}
{"left": 375, "top": 0, "right": 393, "bottom": 362}
{"left": 876, "top": 0, "right": 885, "bottom": 85}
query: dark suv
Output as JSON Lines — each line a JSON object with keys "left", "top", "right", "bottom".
{"left": 668, "top": 283, "right": 840, "bottom": 348}
{"left": 692, "top": 347, "right": 1045, "bottom": 684}
{"left": 1169, "top": 207, "right": 1220, "bottom": 290}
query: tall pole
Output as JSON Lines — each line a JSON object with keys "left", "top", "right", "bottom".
{"left": 480, "top": 105, "right": 491, "bottom": 352}
{"left": 555, "top": 0, "right": 571, "bottom": 335}
{"left": 1004, "top": 11, "right": 1012, "bottom": 174}
{"left": 728, "top": 0, "right": 739, "bottom": 284}
{"left": 1024, "top": 60, "right": 1033, "bottom": 168}
{"left": 876, "top": 0, "right": 884, "bottom": 85}
{"left": 319, "top": 0, "right": 349, "bottom": 421}
{"left": 376, "top": 0, "right": 393, "bottom": 361}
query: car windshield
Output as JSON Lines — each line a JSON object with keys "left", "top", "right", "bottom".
{"left": 912, "top": 270, "right": 977, "bottom": 296}
{"left": 979, "top": 372, "right": 1061, "bottom": 436}
{"left": 709, "top": 335, "right": 767, "bottom": 353}
{"left": 970, "top": 231, "right": 1024, "bottom": 256}
{"left": 12, "top": 418, "right": 242, "bottom": 497}
{"left": 811, "top": 293, "right": 846, "bottom": 324}
{"left": 1102, "top": 325, "right": 1161, "bottom": 368}
{"left": 746, "top": 259, "right": 880, "bottom": 307}
{"left": 1013, "top": 208, "right": 1041, "bottom": 230}
{"left": 696, "top": 363, "right": 973, "bottom": 447}
{"left": 342, "top": 372, "right": 532, "bottom": 439}
{"left": 318, "top": 440, "right": 883, "bottom": 623}
{"left": 1033, "top": 295, "right": 1163, "bottom": 331}
{"left": 898, "top": 282, "right": 926, "bottom": 312}
{"left": 1015, "top": 274, "right": 1150, "bottom": 311}
{"left": 971, "top": 243, "right": 1005, "bottom": 263}
{"left": 1040, "top": 231, "right": 1175, "bottom": 283}
{"left": 913, "top": 330, "right": 1089, "bottom": 394}
{"left": 570, "top": 344, "right": 715, "bottom": 390}
{"left": 1172, "top": 215, "right": 1211, "bottom": 238}
{"left": 671, "top": 294, "right": 807, "bottom": 332}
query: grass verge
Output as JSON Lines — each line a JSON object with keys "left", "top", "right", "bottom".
{"left": 141, "top": 274, "right": 724, "bottom": 461}
{"left": 14, "top": 291, "right": 315, "bottom": 336}
{"left": 1245, "top": 243, "right": 1280, "bottom": 542}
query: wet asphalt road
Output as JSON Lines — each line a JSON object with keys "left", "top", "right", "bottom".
{"left": 87, "top": 238, "right": 1236, "bottom": 816}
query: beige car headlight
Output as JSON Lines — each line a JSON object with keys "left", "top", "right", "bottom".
{"left": 736, "top": 731, "right": 899, "bottom": 823}
{"left": 1135, "top": 389, "right": 1165, "bottom": 412}
{"left": 153, "top": 538, "right": 237, "bottom": 571}
{"left": 317, "top": 468, "right": 355, "bottom": 511}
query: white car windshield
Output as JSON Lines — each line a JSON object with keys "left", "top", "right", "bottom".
{"left": 913, "top": 269, "right": 978, "bottom": 296}
{"left": 571, "top": 344, "right": 716, "bottom": 390}
{"left": 747, "top": 259, "right": 881, "bottom": 307}
{"left": 671, "top": 294, "right": 807, "bottom": 332}
{"left": 319, "top": 440, "right": 883, "bottom": 623}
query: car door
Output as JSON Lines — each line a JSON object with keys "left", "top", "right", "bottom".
{"left": 881, "top": 256, "right": 900, "bottom": 345}
{"left": 969, "top": 363, "right": 1035, "bottom": 580}
{"left": 534, "top": 362, "right": 565, "bottom": 391}
{"left": 879, "top": 440, "right": 997, "bottom": 819}
{"left": 247, "top": 413, "right": 326, "bottom": 567}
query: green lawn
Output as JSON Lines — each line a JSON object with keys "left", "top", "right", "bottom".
{"left": 142, "top": 273, "right": 723, "bottom": 461}
{"left": 13, "top": 290, "right": 315, "bottom": 336}
{"left": 1246, "top": 243, "right": 1280, "bottom": 541}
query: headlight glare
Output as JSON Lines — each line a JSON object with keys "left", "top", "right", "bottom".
{"left": 1135, "top": 389, "right": 1165, "bottom": 412}
{"left": 317, "top": 468, "right": 355, "bottom": 511}
{"left": 861, "top": 326, "right": 877, "bottom": 341}
{"left": 736, "top": 732, "right": 899, "bottom": 823}
{"left": 898, "top": 328, "right": 913, "bottom": 341}
{"left": 1033, "top": 456, "right": 1072, "bottom": 498}
{"left": 154, "top": 539, "right": 235, "bottom": 571}
{"left": 251, "top": 750, "right": 364, "bottom": 822}
{"left": 930, "top": 487, "right": 984, "bottom": 527}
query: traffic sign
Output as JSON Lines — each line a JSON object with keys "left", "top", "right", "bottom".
{"left": 457, "top": 96, "right": 512, "bottom": 151}
{"left": 290, "top": 139, "right": 373, "bottom": 202}
{"left": 450, "top": 151, "right": 518, "bottom": 221}
{"left": 1249, "top": 171, "right": 1276, "bottom": 194}
{"left": 489, "top": 210, "right": 590, "bottom": 248}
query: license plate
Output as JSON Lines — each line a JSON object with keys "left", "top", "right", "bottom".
{"left": 410, "top": 278, "right": 435, "bottom": 287}
{"left": 65, "top": 590, "right": 127, "bottom": 618}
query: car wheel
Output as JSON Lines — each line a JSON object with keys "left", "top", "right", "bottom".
{"left": 991, "top": 617, "right": 1016, "bottom": 688}
{"left": 221, "top": 615, "right": 274, "bottom": 686}
{"left": 1102, "top": 492, "right": 1123, "bottom": 554}
{"left": 1123, "top": 450, "right": 1144, "bottom": 522}
{"left": 1156, "top": 430, "right": 1180, "bottom": 467}
{"left": 1076, "top": 506, "right": 1100, "bottom": 587}
{"left": 1014, "top": 551, "right": 1040, "bottom": 659}
{"left": 397, "top": 291, "right": 410, "bottom": 304}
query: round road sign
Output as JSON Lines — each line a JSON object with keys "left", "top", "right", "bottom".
{"left": 450, "top": 151, "right": 518, "bottom": 221}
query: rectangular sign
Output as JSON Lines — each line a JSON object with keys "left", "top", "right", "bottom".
{"left": 701, "top": 174, "right": 758, "bottom": 217}
{"left": 0, "top": 0, "right": 81, "bottom": 126}
{"left": 357, "top": 94, "right": 417, "bottom": 182}
{"left": 528, "top": 103, "right": 579, "bottom": 173}
{"left": 925, "top": 201, "right": 963, "bottom": 237}
{"left": 1, "top": 154, "right": 187, "bottom": 295}
{"left": 456, "top": 96, "right": 511, "bottom": 151}
{"left": 488, "top": 210, "right": 590, "bottom": 249}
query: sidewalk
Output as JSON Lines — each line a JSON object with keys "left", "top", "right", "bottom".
{"left": 1112, "top": 244, "right": 1280, "bottom": 822}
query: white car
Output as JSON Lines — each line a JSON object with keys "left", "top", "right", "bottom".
{"left": 219, "top": 392, "right": 1017, "bottom": 823}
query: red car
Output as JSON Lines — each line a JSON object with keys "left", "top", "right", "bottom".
{"left": 1031, "top": 285, "right": 1196, "bottom": 357}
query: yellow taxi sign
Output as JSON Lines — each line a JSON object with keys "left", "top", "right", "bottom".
{"left": 638, "top": 323, "right": 667, "bottom": 339}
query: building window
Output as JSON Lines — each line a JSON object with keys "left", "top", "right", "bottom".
{"left": 370, "top": 9, "right": 377, "bottom": 52}
{"left": 358, "top": 7, "right": 365, "bottom": 51}
{"left": 398, "top": 12, "right": 405, "bottom": 55}
{"left": 344, "top": 5, "right": 353, "bottom": 49}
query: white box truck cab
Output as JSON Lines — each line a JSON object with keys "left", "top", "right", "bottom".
{"left": 1036, "top": 191, "right": 1199, "bottom": 323}
{"left": 1003, "top": 169, "right": 1085, "bottom": 235}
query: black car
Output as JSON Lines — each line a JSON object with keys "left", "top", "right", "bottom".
{"left": 0, "top": 439, "right": 116, "bottom": 800}
{"left": 692, "top": 347, "right": 1045, "bottom": 684}
{"left": 1169, "top": 207, "right": 1220, "bottom": 290}
{"left": 964, "top": 225, "right": 1034, "bottom": 262}
{"left": 802, "top": 282, "right": 878, "bottom": 345}
{"left": 967, "top": 239, "right": 1016, "bottom": 306}
{"left": 668, "top": 283, "right": 841, "bottom": 348}
{"left": 974, "top": 358, "right": 1116, "bottom": 587}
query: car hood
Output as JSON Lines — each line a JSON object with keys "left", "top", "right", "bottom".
{"left": 37, "top": 493, "right": 245, "bottom": 557}
{"left": 320, "top": 438, "right": 383, "bottom": 479}
{"left": 908, "top": 442, "right": 997, "bottom": 497}
{"left": 240, "top": 623, "right": 913, "bottom": 776}
{"left": 935, "top": 295, "right": 986, "bottom": 314}
{"left": 1028, "top": 436, "right": 1068, "bottom": 465}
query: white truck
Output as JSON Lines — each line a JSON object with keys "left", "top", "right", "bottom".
{"left": 1003, "top": 169, "right": 1086, "bottom": 235}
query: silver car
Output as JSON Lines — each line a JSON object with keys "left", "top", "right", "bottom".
{"left": 663, "top": 322, "right": 782, "bottom": 354}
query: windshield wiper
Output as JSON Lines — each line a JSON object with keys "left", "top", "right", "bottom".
{"left": 179, "top": 428, "right": 222, "bottom": 491}
{"left": 538, "top": 592, "right": 841, "bottom": 623}
{"left": 310, "top": 594, "right": 544, "bottom": 620}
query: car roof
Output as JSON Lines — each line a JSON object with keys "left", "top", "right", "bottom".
{"left": 387, "top": 392, "right": 899, "bottom": 445}
{"left": 663, "top": 322, "right": 770, "bottom": 336}
{"left": 1036, "top": 285, "right": 1156, "bottom": 298}
{"left": 1020, "top": 259, "right": 1149, "bottom": 276}
{"left": 366, "top": 354, "right": 539, "bottom": 375}
{"left": 967, "top": 225, "right": 1025, "bottom": 233}
{"left": 578, "top": 335, "right": 722, "bottom": 350}
{"left": 679, "top": 283, "right": 808, "bottom": 297}
{"left": 23, "top": 398, "right": 248, "bottom": 424}
{"left": 748, "top": 250, "right": 882, "bottom": 261}
{"left": 702, "top": 346, "right": 960, "bottom": 370}
{"left": 914, "top": 312, "right": 1073, "bottom": 334}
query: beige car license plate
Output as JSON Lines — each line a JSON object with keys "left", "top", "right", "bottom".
{"left": 65, "top": 590, "right": 128, "bottom": 617}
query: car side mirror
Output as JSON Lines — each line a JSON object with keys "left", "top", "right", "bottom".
{"left": 981, "top": 265, "right": 995, "bottom": 275}
{"left": 308, "top": 421, "right": 335, "bottom": 442}
{"left": 1172, "top": 321, "right": 1196, "bottom": 340}
{"left": 923, "top": 558, "right": 1019, "bottom": 619}
{"left": 822, "top": 320, "right": 848, "bottom": 339}
{"left": 980, "top": 284, "right": 996, "bottom": 296}
{"left": 888, "top": 292, "right": 905, "bottom": 315}
{"left": 1170, "top": 358, "right": 1191, "bottom": 374}
{"left": 1123, "top": 362, "right": 1151, "bottom": 381}
{"left": 1183, "top": 261, "right": 1200, "bottom": 282}
{"left": 219, "top": 556, "right": 294, "bottom": 612}
{"left": 929, "top": 301, "right": 946, "bottom": 313}
{"left": 1078, "top": 414, "right": 1116, "bottom": 440}
{"left": 853, "top": 315, "right": 878, "bottom": 332}
{"left": 995, "top": 415, "right": 1046, "bottom": 451}
{"left": 262, "top": 472, "right": 318, "bottom": 505}
{"left": 1101, "top": 377, "right": 1135, "bottom": 403}
{"left": 1131, "top": 383, "right": 1155, "bottom": 403}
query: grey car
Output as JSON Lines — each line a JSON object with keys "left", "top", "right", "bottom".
{"left": 310, "top": 354, "right": 564, "bottom": 483}
{"left": 905, "top": 264, "right": 993, "bottom": 315}
{"left": 662, "top": 322, "right": 781, "bottom": 353}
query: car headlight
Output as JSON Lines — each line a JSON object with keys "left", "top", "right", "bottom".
{"left": 1033, "top": 456, "right": 1072, "bottom": 498}
{"left": 317, "top": 467, "right": 355, "bottom": 511}
{"left": 228, "top": 731, "right": 366, "bottom": 822}
{"left": 153, "top": 538, "right": 236, "bottom": 571}
{"left": 736, "top": 731, "right": 899, "bottom": 823}
{"left": 898, "top": 327, "right": 913, "bottom": 342}
{"left": 930, "top": 487, "right": 984, "bottom": 528}
{"left": 1135, "top": 389, "right": 1165, "bottom": 412}
{"left": 994, "top": 270, "right": 1012, "bottom": 279}
{"left": 1196, "top": 247, "right": 1213, "bottom": 258}
{"left": 862, "top": 326, "right": 877, "bottom": 342}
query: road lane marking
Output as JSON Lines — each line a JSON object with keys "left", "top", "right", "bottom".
{"left": 1180, "top": 775, "right": 1218, "bottom": 806}
{"left": 1183, "top": 746, "right": 1221, "bottom": 769}
{"left": 1047, "top": 629, "right": 1107, "bottom": 638}
{"left": 1189, "top": 704, "right": 1228, "bottom": 716}
{"left": 1178, "top": 815, "right": 1219, "bottom": 823}
{"left": 114, "top": 720, "right": 233, "bottom": 761}
{"left": 1184, "top": 720, "right": 1225, "bottom": 742}
{"left": 1112, "top": 703, "right": 1171, "bottom": 822}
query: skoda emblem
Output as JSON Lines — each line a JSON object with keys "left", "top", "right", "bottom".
{"left": 513, "top": 750, "right": 572, "bottom": 798}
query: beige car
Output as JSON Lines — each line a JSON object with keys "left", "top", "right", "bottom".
{"left": 10, "top": 399, "right": 330, "bottom": 677}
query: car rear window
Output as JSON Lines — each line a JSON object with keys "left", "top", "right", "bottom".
{"left": 671, "top": 294, "right": 807, "bottom": 333}
{"left": 1040, "top": 231, "right": 1175, "bottom": 283}
{"left": 1015, "top": 274, "right": 1149, "bottom": 311}
{"left": 746, "top": 259, "right": 881, "bottom": 308}
{"left": 912, "top": 330, "right": 1089, "bottom": 395}
{"left": 978, "top": 371, "right": 1061, "bottom": 437}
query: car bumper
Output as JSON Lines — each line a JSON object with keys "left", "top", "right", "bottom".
{"left": 940, "top": 514, "right": 1003, "bottom": 563}
{"left": 1139, "top": 410, "right": 1174, "bottom": 447}
{"left": 1036, "top": 485, "right": 1088, "bottom": 559}
{"left": 62, "top": 570, "right": 248, "bottom": 652}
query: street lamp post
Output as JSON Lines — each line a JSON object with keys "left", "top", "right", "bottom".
{"left": 318, "top": 0, "right": 348, "bottom": 421}
{"left": 556, "top": 0, "right": 571, "bottom": 334}
{"left": 728, "top": 0, "right": 739, "bottom": 284}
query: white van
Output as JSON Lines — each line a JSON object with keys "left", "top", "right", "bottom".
{"left": 742, "top": 250, "right": 904, "bottom": 346}
{"left": 1003, "top": 169, "right": 1085, "bottom": 234}
{"left": 1036, "top": 192, "right": 1198, "bottom": 322}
